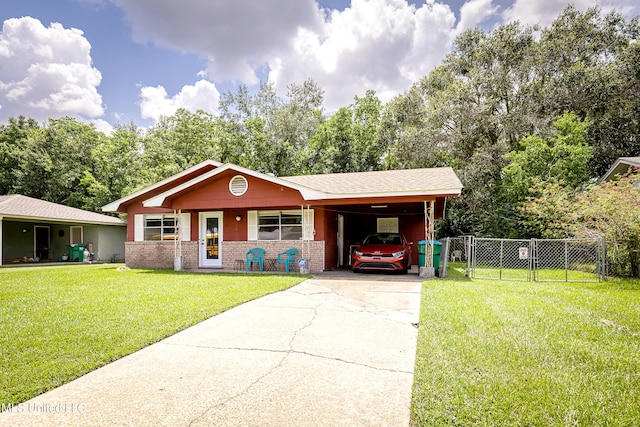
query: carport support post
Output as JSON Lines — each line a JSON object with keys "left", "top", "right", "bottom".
{"left": 174, "top": 209, "right": 183, "bottom": 271}
{"left": 420, "top": 201, "right": 436, "bottom": 279}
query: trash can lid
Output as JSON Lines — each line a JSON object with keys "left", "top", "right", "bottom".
{"left": 418, "top": 240, "right": 442, "bottom": 245}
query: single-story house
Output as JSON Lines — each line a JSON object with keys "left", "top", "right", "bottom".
{"left": 599, "top": 156, "right": 640, "bottom": 182}
{"left": 0, "top": 194, "right": 126, "bottom": 265}
{"left": 103, "top": 161, "right": 463, "bottom": 273}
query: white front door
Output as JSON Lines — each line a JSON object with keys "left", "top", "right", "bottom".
{"left": 199, "top": 212, "right": 223, "bottom": 268}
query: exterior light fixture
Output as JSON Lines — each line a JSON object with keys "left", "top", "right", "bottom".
{"left": 235, "top": 215, "right": 242, "bottom": 222}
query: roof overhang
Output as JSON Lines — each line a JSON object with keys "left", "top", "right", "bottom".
{"left": 1, "top": 214, "right": 125, "bottom": 226}
{"left": 300, "top": 188, "right": 462, "bottom": 201}
{"left": 102, "top": 159, "right": 223, "bottom": 212}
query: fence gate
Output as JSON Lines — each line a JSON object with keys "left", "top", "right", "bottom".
{"left": 470, "top": 238, "right": 533, "bottom": 281}
{"left": 458, "top": 236, "right": 605, "bottom": 282}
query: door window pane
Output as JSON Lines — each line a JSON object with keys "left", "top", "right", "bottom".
{"left": 206, "top": 218, "right": 219, "bottom": 260}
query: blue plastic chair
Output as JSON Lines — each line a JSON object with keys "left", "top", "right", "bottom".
{"left": 246, "top": 248, "right": 266, "bottom": 272}
{"left": 277, "top": 248, "right": 299, "bottom": 273}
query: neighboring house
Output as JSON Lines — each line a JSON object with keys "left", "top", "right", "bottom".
{"left": 0, "top": 194, "right": 126, "bottom": 265}
{"left": 599, "top": 156, "right": 640, "bottom": 182}
{"left": 103, "top": 161, "right": 463, "bottom": 273}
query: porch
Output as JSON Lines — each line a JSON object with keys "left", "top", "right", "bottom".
{"left": 125, "top": 240, "right": 325, "bottom": 273}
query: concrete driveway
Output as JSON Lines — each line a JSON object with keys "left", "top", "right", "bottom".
{"left": 0, "top": 274, "right": 423, "bottom": 427}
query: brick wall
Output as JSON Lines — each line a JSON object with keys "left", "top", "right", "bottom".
{"left": 125, "top": 240, "right": 325, "bottom": 273}
{"left": 125, "top": 241, "right": 175, "bottom": 269}
{"left": 222, "top": 241, "right": 325, "bottom": 273}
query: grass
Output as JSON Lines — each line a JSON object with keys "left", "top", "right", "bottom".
{"left": 411, "top": 266, "right": 640, "bottom": 426}
{"left": 0, "top": 264, "right": 307, "bottom": 405}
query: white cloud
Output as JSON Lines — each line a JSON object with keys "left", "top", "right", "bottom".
{"left": 0, "top": 17, "right": 104, "bottom": 121}
{"left": 91, "top": 118, "right": 114, "bottom": 135}
{"left": 113, "top": 0, "right": 323, "bottom": 84}
{"left": 269, "top": 0, "right": 463, "bottom": 111}
{"left": 456, "top": 0, "right": 499, "bottom": 33}
{"left": 113, "top": 0, "right": 470, "bottom": 111}
{"left": 139, "top": 79, "right": 221, "bottom": 122}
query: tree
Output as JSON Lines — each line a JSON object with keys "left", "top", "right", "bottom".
{"left": 11, "top": 117, "right": 102, "bottom": 209}
{"left": 574, "top": 169, "right": 640, "bottom": 277}
{"left": 140, "top": 108, "right": 219, "bottom": 184}
{"left": 304, "top": 90, "right": 383, "bottom": 174}
{"left": 82, "top": 122, "right": 144, "bottom": 211}
{"left": 218, "top": 78, "right": 326, "bottom": 176}
{"left": 534, "top": 6, "right": 640, "bottom": 176}
{"left": 351, "top": 90, "right": 382, "bottom": 171}
{"left": 304, "top": 107, "right": 353, "bottom": 174}
{"left": 0, "top": 116, "right": 39, "bottom": 194}
{"left": 502, "top": 113, "right": 592, "bottom": 202}
{"left": 501, "top": 112, "right": 592, "bottom": 237}
{"left": 524, "top": 169, "right": 640, "bottom": 277}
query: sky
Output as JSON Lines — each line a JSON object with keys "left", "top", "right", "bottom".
{"left": 0, "top": 0, "right": 637, "bottom": 134}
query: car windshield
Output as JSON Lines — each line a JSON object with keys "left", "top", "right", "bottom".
{"left": 363, "top": 234, "right": 402, "bottom": 245}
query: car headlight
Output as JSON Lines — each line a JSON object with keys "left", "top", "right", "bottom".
{"left": 354, "top": 250, "right": 363, "bottom": 256}
{"left": 392, "top": 250, "right": 406, "bottom": 257}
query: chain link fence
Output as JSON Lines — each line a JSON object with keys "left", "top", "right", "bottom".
{"left": 533, "top": 238, "right": 606, "bottom": 282}
{"left": 439, "top": 236, "right": 605, "bottom": 282}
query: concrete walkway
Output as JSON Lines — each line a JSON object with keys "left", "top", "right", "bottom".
{"left": 1, "top": 275, "right": 422, "bottom": 427}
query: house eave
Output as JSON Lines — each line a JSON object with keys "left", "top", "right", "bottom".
{"left": 1, "top": 214, "right": 125, "bottom": 226}
{"left": 300, "top": 187, "right": 463, "bottom": 201}
{"left": 102, "top": 159, "right": 223, "bottom": 212}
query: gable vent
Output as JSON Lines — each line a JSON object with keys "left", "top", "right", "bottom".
{"left": 229, "top": 175, "right": 248, "bottom": 196}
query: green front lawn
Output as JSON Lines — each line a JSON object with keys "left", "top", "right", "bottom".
{"left": 411, "top": 267, "right": 640, "bottom": 426}
{"left": 0, "top": 264, "right": 307, "bottom": 405}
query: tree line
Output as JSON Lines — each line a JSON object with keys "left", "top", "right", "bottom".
{"left": 1, "top": 5, "right": 638, "bottom": 274}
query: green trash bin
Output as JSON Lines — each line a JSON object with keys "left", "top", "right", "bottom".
{"left": 418, "top": 240, "right": 427, "bottom": 267}
{"left": 67, "top": 244, "right": 87, "bottom": 262}
{"left": 417, "top": 240, "right": 442, "bottom": 275}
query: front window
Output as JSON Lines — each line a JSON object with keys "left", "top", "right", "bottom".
{"left": 144, "top": 215, "right": 177, "bottom": 241}
{"left": 258, "top": 211, "right": 302, "bottom": 240}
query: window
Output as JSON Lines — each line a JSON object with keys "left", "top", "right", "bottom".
{"left": 258, "top": 211, "right": 302, "bottom": 241}
{"left": 143, "top": 215, "right": 177, "bottom": 241}
{"left": 70, "top": 226, "right": 83, "bottom": 244}
{"left": 377, "top": 217, "right": 399, "bottom": 233}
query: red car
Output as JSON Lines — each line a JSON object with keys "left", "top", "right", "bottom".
{"left": 351, "top": 233, "right": 413, "bottom": 273}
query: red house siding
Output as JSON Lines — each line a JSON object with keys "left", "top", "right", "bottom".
{"left": 168, "top": 171, "right": 306, "bottom": 211}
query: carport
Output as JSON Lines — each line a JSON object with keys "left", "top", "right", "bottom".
{"left": 312, "top": 198, "right": 448, "bottom": 275}
{"left": 282, "top": 167, "right": 460, "bottom": 274}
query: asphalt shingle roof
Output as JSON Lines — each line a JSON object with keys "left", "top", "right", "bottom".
{"left": 0, "top": 194, "right": 125, "bottom": 225}
{"left": 282, "top": 167, "right": 463, "bottom": 195}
